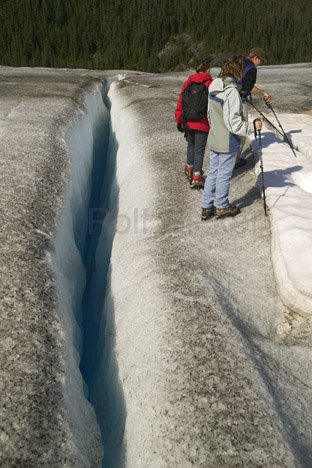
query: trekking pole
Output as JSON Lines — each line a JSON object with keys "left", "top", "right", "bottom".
{"left": 265, "top": 102, "right": 297, "bottom": 158}
{"left": 247, "top": 99, "right": 284, "bottom": 138}
{"left": 254, "top": 121, "right": 267, "bottom": 216}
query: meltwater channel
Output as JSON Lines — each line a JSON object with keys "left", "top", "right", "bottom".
{"left": 52, "top": 80, "right": 125, "bottom": 467}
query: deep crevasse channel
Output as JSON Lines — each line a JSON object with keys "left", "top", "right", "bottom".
{"left": 51, "top": 79, "right": 125, "bottom": 467}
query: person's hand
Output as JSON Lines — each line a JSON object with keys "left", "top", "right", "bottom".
{"left": 177, "top": 123, "right": 184, "bottom": 133}
{"left": 263, "top": 92, "right": 271, "bottom": 104}
{"left": 254, "top": 118, "right": 262, "bottom": 131}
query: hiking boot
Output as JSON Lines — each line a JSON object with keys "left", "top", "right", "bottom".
{"left": 190, "top": 172, "right": 205, "bottom": 189}
{"left": 201, "top": 207, "right": 214, "bottom": 221}
{"left": 234, "top": 158, "right": 247, "bottom": 170}
{"left": 184, "top": 164, "right": 193, "bottom": 181}
{"left": 215, "top": 205, "right": 240, "bottom": 219}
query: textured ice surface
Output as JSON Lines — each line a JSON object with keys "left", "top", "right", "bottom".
{"left": 52, "top": 88, "right": 113, "bottom": 465}
{"left": 0, "top": 67, "right": 114, "bottom": 466}
{"left": 88, "top": 74, "right": 312, "bottom": 467}
{"left": 1, "top": 64, "right": 312, "bottom": 468}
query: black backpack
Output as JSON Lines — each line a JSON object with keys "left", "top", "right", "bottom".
{"left": 181, "top": 81, "right": 208, "bottom": 121}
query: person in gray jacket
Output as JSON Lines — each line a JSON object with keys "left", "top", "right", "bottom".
{"left": 201, "top": 55, "right": 262, "bottom": 220}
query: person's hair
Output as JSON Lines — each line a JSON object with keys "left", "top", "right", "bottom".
{"left": 196, "top": 56, "right": 212, "bottom": 73}
{"left": 248, "top": 47, "right": 267, "bottom": 64}
{"left": 220, "top": 55, "right": 245, "bottom": 79}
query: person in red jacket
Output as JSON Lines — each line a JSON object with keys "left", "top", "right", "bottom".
{"left": 175, "top": 58, "right": 213, "bottom": 188}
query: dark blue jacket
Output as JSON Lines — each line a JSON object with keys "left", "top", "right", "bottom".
{"left": 238, "top": 58, "right": 257, "bottom": 98}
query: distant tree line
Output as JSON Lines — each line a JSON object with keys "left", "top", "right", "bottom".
{"left": 0, "top": 0, "right": 311, "bottom": 71}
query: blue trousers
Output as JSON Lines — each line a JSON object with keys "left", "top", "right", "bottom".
{"left": 202, "top": 150, "right": 237, "bottom": 209}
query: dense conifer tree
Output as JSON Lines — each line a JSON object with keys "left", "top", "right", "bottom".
{"left": 0, "top": 0, "right": 311, "bottom": 71}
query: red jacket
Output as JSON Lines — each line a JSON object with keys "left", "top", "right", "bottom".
{"left": 175, "top": 71, "right": 212, "bottom": 132}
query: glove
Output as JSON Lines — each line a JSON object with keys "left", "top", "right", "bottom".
{"left": 177, "top": 123, "right": 184, "bottom": 133}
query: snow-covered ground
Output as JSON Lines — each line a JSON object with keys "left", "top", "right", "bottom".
{"left": 252, "top": 112, "right": 312, "bottom": 317}
{"left": 1, "top": 64, "right": 312, "bottom": 467}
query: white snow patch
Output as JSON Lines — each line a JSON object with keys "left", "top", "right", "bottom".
{"left": 252, "top": 113, "right": 312, "bottom": 316}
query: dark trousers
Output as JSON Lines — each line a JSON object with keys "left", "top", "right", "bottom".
{"left": 186, "top": 129, "right": 208, "bottom": 173}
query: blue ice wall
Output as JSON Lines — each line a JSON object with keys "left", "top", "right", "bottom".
{"left": 52, "top": 80, "right": 124, "bottom": 467}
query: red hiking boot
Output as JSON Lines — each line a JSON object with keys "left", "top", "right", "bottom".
{"left": 190, "top": 172, "right": 205, "bottom": 189}
{"left": 184, "top": 164, "right": 193, "bottom": 181}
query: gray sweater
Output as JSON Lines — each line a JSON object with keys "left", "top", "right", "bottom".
{"left": 207, "top": 77, "right": 254, "bottom": 153}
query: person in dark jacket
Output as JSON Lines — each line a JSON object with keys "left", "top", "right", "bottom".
{"left": 235, "top": 47, "right": 271, "bottom": 168}
{"left": 239, "top": 47, "right": 271, "bottom": 102}
{"left": 175, "top": 58, "right": 213, "bottom": 188}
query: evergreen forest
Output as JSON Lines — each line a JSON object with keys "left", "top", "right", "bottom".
{"left": 0, "top": 0, "right": 311, "bottom": 72}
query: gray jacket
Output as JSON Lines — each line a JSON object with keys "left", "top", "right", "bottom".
{"left": 207, "top": 77, "right": 254, "bottom": 153}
